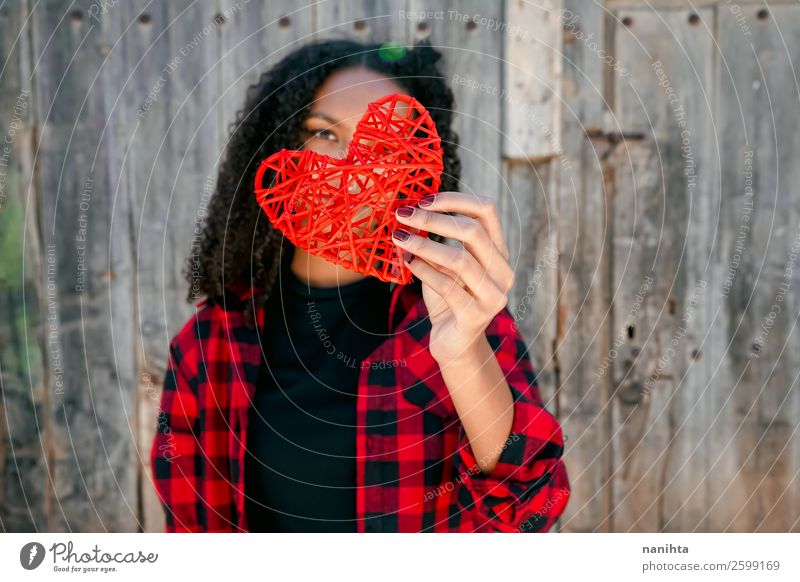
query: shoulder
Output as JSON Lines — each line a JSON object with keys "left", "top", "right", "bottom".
{"left": 167, "top": 301, "right": 221, "bottom": 377}
{"left": 168, "top": 285, "right": 261, "bottom": 373}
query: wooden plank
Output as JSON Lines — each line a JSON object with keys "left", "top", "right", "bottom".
{"left": 605, "top": 139, "right": 687, "bottom": 532}
{"left": 610, "top": 5, "right": 718, "bottom": 531}
{"left": 113, "top": 0, "right": 223, "bottom": 532}
{"left": 607, "top": 0, "right": 790, "bottom": 8}
{"left": 552, "top": 134, "right": 616, "bottom": 534}
{"left": 501, "top": 160, "right": 559, "bottom": 408}
{"left": 217, "top": 0, "right": 315, "bottom": 151}
{"left": 0, "top": 0, "right": 49, "bottom": 532}
{"left": 545, "top": 0, "right": 616, "bottom": 532}
{"left": 503, "top": 0, "right": 562, "bottom": 159}
{"left": 614, "top": 7, "right": 714, "bottom": 136}
{"left": 714, "top": 3, "right": 800, "bottom": 532}
{"left": 560, "top": 0, "right": 609, "bottom": 134}
{"left": 31, "top": 0, "right": 138, "bottom": 532}
{"left": 315, "top": 0, "right": 409, "bottom": 43}
{"left": 408, "top": 0, "right": 504, "bottom": 206}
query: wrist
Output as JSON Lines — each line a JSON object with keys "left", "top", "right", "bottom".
{"left": 432, "top": 335, "right": 491, "bottom": 369}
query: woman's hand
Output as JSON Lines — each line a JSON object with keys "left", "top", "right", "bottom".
{"left": 392, "top": 191, "right": 515, "bottom": 365}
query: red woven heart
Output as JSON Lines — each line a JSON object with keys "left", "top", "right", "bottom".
{"left": 254, "top": 93, "right": 443, "bottom": 284}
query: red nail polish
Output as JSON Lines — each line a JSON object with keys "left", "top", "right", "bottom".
{"left": 418, "top": 195, "right": 435, "bottom": 208}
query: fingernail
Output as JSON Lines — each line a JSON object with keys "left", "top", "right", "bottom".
{"left": 392, "top": 229, "right": 410, "bottom": 242}
{"left": 404, "top": 253, "right": 415, "bottom": 264}
{"left": 418, "top": 195, "right": 435, "bottom": 208}
{"left": 396, "top": 206, "right": 414, "bottom": 218}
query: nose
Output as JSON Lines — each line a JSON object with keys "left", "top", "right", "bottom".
{"left": 327, "top": 122, "right": 357, "bottom": 160}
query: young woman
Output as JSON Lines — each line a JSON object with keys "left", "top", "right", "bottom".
{"left": 151, "top": 39, "right": 570, "bottom": 533}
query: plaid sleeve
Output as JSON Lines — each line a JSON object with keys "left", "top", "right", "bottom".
{"left": 452, "top": 307, "right": 571, "bottom": 532}
{"left": 150, "top": 335, "right": 202, "bottom": 533}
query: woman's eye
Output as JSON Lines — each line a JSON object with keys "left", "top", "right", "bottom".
{"left": 309, "top": 128, "right": 336, "bottom": 141}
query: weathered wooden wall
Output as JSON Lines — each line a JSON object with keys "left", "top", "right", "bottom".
{"left": 0, "top": 0, "right": 798, "bottom": 532}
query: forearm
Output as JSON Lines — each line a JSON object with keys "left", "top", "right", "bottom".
{"left": 435, "top": 335, "right": 514, "bottom": 475}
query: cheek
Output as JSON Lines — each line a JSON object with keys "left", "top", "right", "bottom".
{"left": 303, "top": 139, "right": 349, "bottom": 160}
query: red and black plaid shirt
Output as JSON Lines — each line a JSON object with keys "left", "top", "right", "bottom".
{"left": 151, "top": 280, "right": 570, "bottom": 532}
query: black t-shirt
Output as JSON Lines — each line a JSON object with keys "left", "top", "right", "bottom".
{"left": 244, "top": 259, "right": 393, "bottom": 532}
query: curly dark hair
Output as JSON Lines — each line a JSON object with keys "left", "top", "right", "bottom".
{"left": 187, "top": 38, "right": 462, "bottom": 315}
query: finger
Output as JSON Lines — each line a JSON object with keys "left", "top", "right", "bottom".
{"left": 393, "top": 229, "right": 508, "bottom": 309}
{"left": 403, "top": 254, "right": 478, "bottom": 317}
{"left": 434, "top": 261, "right": 468, "bottom": 289}
{"left": 416, "top": 191, "right": 510, "bottom": 260}
{"left": 395, "top": 206, "right": 514, "bottom": 285}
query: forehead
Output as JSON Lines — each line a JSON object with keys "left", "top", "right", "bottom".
{"left": 309, "top": 67, "right": 409, "bottom": 123}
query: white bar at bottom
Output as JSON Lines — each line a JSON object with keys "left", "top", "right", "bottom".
{"left": 1, "top": 533, "right": 797, "bottom": 581}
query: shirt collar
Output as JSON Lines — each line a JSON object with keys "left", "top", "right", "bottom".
{"left": 220, "top": 276, "right": 428, "bottom": 334}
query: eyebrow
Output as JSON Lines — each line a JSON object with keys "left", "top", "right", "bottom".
{"left": 305, "top": 111, "right": 340, "bottom": 125}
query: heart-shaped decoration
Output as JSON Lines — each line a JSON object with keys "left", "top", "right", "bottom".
{"left": 254, "top": 93, "right": 443, "bottom": 284}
